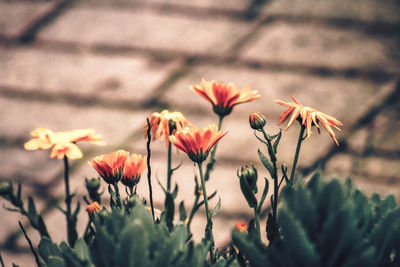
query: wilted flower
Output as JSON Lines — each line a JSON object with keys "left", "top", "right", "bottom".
{"left": 169, "top": 124, "right": 227, "bottom": 163}
{"left": 91, "top": 150, "right": 129, "bottom": 184}
{"left": 121, "top": 154, "right": 147, "bottom": 188}
{"left": 24, "top": 128, "right": 105, "bottom": 159}
{"left": 234, "top": 222, "right": 248, "bottom": 233}
{"left": 86, "top": 201, "right": 102, "bottom": 215}
{"left": 249, "top": 112, "right": 266, "bottom": 130}
{"left": 274, "top": 96, "right": 343, "bottom": 146}
{"left": 145, "top": 110, "right": 191, "bottom": 148}
{"left": 190, "top": 79, "right": 260, "bottom": 116}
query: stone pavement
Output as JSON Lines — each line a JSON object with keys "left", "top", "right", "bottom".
{"left": 0, "top": 0, "right": 399, "bottom": 265}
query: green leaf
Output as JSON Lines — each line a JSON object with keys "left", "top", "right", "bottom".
{"left": 27, "top": 197, "right": 38, "bottom": 224}
{"left": 73, "top": 238, "right": 91, "bottom": 264}
{"left": 239, "top": 175, "right": 257, "bottom": 208}
{"left": 37, "top": 215, "right": 50, "bottom": 238}
{"left": 38, "top": 237, "right": 62, "bottom": 261}
{"left": 258, "top": 149, "right": 274, "bottom": 178}
{"left": 257, "top": 178, "right": 269, "bottom": 214}
{"left": 47, "top": 256, "right": 66, "bottom": 267}
{"left": 272, "top": 130, "right": 282, "bottom": 154}
{"left": 210, "top": 197, "right": 221, "bottom": 218}
{"left": 179, "top": 201, "right": 187, "bottom": 222}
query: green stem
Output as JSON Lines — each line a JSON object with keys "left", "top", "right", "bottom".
{"left": 254, "top": 207, "right": 261, "bottom": 243}
{"left": 167, "top": 141, "right": 172, "bottom": 192}
{"left": 63, "top": 156, "right": 75, "bottom": 246}
{"left": 204, "top": 115, "right": 224, "bottom": 181}
{"left": 186, "top": 190, "right": 200, "bottom": 232}
{"left": 198, "top": 162, "right": 214, "bottom": 261}
{"left": 289, "top": 125, "right": 306, "bottom": 185}
{"left": 113, "top": 183, "right": 122, "bottom": 208}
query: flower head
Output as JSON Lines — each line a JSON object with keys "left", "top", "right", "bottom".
{"left": 274, "top": 96, "right": 343, "bottom": 146}
{"left": 91, "top": 150, "right": 129, "bottom": 184}
{"left": 249, "top": 112, "right": 266, "bottom": 130}
{"left": 234, "top": 222, "right": 248, "bottom": 233}
{"left": 24, "top": 128, "right": 105, "bottom": 159}
{"left": 169, "top": 124, "right": 227, "bottom": 163}
{"left": 121, "top": 154, "right": 147, "bottom": 188}
{"left": 190, "top": 79, "right": 261, "bottom": 116}
{"left": 86, "top": 201, "right": 102, "bottom": 215}
{"left": 145, "top": 110, "right": 191, "bottom": 148}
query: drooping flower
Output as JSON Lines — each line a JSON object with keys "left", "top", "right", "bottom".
{"left": 24, "top": 128, "right": 56, "bottom": 150}
{"left": 234, "top": 222, "right": 248, "bottom": 233}
{"left": 169, "top": 124, "right": 228, "bottom": 163}
{"left": 274, "top": 96, "right": 343, "bottom": 146}
{"left": 121, "top": 154, "right": 147, "bottom": 188}
{"left": 50, "top": 141, "right": 83, "bottom": 160}
{"left": 24, "top": 128, "right": 105, "bottom": 159}
{"left": 91, "top": 150, "right": 129, "bottom": 184}
{"left": 86, "top": 201, "right": 102, "bottom": 215}
{"left": 190, "top": 79, "right": 261, "bottom": 116}
{"left": 145, "top": 110, "right": 191, "bottom": 148}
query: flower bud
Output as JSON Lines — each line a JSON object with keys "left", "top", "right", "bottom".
{"left": 86, "top": 201, "right": 102, "bottom": 216}
{"left": 234, "top": 222, "right": 248, "bottom": 233}
{"left": 86, "top": 178, "right": 101, "bottom": 192}
{"left": 239, "top": 164, "right": 258, "bottom": 193}
{"left": 0, "top": 182, "right": 12, "bottom": 196}
{"left": 249, "top": 112, "right": 266, "bottom": 130}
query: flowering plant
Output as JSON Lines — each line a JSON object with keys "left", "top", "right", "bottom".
{"left": 0, "top": 79, "right": 399, "bottom": 267}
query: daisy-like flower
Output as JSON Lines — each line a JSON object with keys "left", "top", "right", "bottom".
{"left": 169, "top": 124, "right": 228, "bottom": 163}
{"left": 274, "top": 96, "right": 343, "bottom": 146}
{"left": 145, "top": 110, "right": 191, "bottom": 148}
{"left": 86, "top": 201, "right": 102, "bottom": 215}
{"left": 234, "top": 222, "right": 248, "bottom": 233}
{"left": 24, "top": 128, "right": 105, "bottom": 159}
{"left": 190, "top": 79, "right": 261, "bottom": 116}
{"left": 121, "top": 154, "right": 147, "bottom": 188}
{"left": 91, "top": 150, "right": 129, "bottom": 184}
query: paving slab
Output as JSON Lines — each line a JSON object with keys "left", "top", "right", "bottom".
{"left": 0, "top": 47, "right": 178, "bottom": 103}
{"left": 38, "top": 7, "right": 254, "bottom": 55}
{"left": 263, "top": 0, "right": 400, "bottom": 23}
{"left": 240, "top": 22, "right": 400, "bottom": 71}
{"left": 0, "top": 1, "right": 57, "bottom": 41}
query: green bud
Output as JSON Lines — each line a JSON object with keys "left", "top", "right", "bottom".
{"left": 249, "top": 112, "right": 266, "bottom": 130}
{"left": 86, "top": 178, "right": 101, "bottom": 192}
{"left": 0, "top": 182, "right": 12, "bottom": 196}
{"left": 239, "top": 164, "right": 258, "bottom": 194}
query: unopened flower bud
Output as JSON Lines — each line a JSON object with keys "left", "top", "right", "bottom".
{"left": 86, "top": 201, "right": 102, "bottom": 215}
{"left": 86, "top": 178, "right": 101, "bottom": 192}
{"left": 239, "top": 164, "right": 258, "bottom": 193}
{"left": 234, "top": 222, "right": 248, "bottom": 233}
{"left": 249, "top": 112, "right": 266, "bottom": 130}
{"left": 0, "top": 182, "right": 12, "bottom": 196}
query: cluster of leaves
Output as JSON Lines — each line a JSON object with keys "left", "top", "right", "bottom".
{"left": 38, "top": 200, "right": 239, "bottom": 267}
{"left": 233, "top": 173, "right": 400, "bottom": 267}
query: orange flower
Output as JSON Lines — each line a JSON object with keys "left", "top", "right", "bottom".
{"left": 190, "top": 79, "right": 260, "bottom": 116}
{"left": 145, "top": 110, "right": 191, "bottom": 148}
{"left": 91, "top": 150, "right": 129, "bottom": 184}
{"left": 274, "top": 96, "right": 343, "bottom": 146}
{"left": 121, "top": 154, "right": 147, "bottom": 188}
{"left": 25, "top": 128, "right": 105, "bottom": 160}
{"left": 86, "top": 201, "right": 102, "bottom": 215}
{"left": 50, "top": 141, "right": 83, "bottom": 160}
{"left": 169, "top": 124, "right": 227, "bottom": 163}
{"left": 24, "top": 128, "right": 56, "bottom": 150}
{"left": 234, "top": 222, "right": 248, "bottom": 233}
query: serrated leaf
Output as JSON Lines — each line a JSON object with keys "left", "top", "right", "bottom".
{"left": 210, "top": 197, "right": 221, "bottom": 218}
{"left": 258, "top": 149, "right": 274, "bottom": 178}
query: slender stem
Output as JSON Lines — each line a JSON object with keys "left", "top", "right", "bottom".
{"left": 63, "top": 156, "right": 74, "bottom": 246}
{"left": 19, "top": 221, "right": 42, "bottom": 267}
{"left": 186, "top": 193, "right": 200, "bottom": 232}
{"left": 0, "top": 250, "right": 4, "bottom": 267}
{"left": 146, "top": 118, "right": 155, "bottom": 222}
{"left": 204, "top": 115, "right": 224, "bottom": 181}
{"left": 167, "top": 141, "right": 172, "bottom": 192}
{"left": 289, "top": 125, "right": 306, "bottom": 185}
{"left": 254, "top": 207, "right": 261, "bottom": 243}
{"left": 113, "top": 183, "right": 122, "bottom": 208}
{"left": 198, "top": 162, "right": 214, "bottom": 261}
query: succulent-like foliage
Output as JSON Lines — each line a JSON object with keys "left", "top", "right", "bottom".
{"left": 233, "top": 173, "right": 400, "bottom": 267}
{"left": 39, "top": 201, "right": 239, "bottom": 267}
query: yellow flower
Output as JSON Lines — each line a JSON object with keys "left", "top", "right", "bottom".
{"left": 145, "top": 110, "right": 191, "bottom": 148}
{"left": 24, "top": 128, "right": 105, "bottom": 159}
{"left": 190, "top": 79, "right": 260, "bottom": 116}
{"left": 274, "top": 96, "right": 343, "bottom": 146}
{"left": 121, "top": 154, "right": 147, "bottom": 188}
{"left": 169, "top": 124, "right": 227, "bottom": 163}
{"left": 91, "top": 150, "right": 129, "bottom": 184}
{"left": 86, "top": 201, "right": 102, "bottom": 215}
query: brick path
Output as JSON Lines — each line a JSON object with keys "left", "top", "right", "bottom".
{"left": 1, "top": 0, "right": 399, "bottom": 265}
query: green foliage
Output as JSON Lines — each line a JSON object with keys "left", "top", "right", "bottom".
{"left": 233, "top": 174, "right": 400, "bottom": 267}
{"left": 39, "top": 202, "right": 239, "bottom": 267}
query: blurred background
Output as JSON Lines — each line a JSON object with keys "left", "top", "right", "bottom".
{"left": 0, "top": 0, "right": 399, "bottom": 265}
